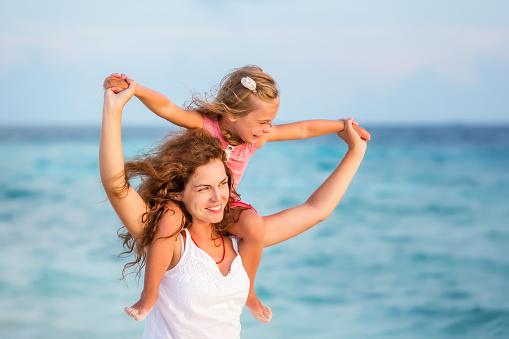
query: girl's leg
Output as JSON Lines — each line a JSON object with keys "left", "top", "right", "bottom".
{"left": 124, "top": 237, "right": 174, "bottom": 321}
{"left": 228, "top": 208, "right": 272, "bottom": 323}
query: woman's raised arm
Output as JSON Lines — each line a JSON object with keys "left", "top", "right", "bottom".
{"left": 262, "top": 118, "right": 367, "bottom": 247}
{"left": 99, "top": 79, "right": 147, "bottom": 240}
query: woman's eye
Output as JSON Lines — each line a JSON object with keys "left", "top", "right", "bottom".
{"left": 198, "top": 187, "right": 209, "bottom": 192}
{"left": 219, "top": 181, "right": 228, "bottom": 187}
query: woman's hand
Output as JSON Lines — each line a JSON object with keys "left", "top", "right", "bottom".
{"left": 338, "top": 118, "right": 371, "bottom": 141}
{"left": 338, "top": 117, "right": 367, "bottom": 152}
{"left": 103, "top": 77, "right": 136, "bottom": 112}
{"left": 263, "top": 117, "right": 367, "bottom": 247}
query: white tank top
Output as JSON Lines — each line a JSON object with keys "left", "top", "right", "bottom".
{"left": 143, "top": 229, "right": 249, "bottom": 339}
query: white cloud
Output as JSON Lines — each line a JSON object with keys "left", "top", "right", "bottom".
{"left": 2, "top": 18, "right": 507, "bottom": 87}
{"left": 260, "top": 25, "right": 509, "bottom": 84}
{"left": 1, "top": 0, "right": 508, "bottom": 124}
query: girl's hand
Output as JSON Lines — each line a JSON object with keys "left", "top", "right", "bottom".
{"left": 338, "top": 118, "right": 371, "bottom": 141}
{"left": 103, "top": 77, "right": 136, "bottom": 111}
{"left": 103, "top": 73, "right": 130, "bottom": 93}
{"left": 352, "top": 125, "right": 371, "bottom": 141}
{"left": 337, "top": 118, "right": 367, "bottom": 152}
{"left": 338, "top": 118, "right": 358, "bottom": 126}
{"left": 338, "top": 118, "right": 370, "bottom": 141}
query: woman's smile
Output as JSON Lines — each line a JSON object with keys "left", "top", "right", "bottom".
{"left": 206, "top": 204, "right": 224, "bottom": 213}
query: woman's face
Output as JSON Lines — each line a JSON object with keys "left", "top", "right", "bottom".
{"left": 178, "top": 159, "right": 230, "bottom": 226}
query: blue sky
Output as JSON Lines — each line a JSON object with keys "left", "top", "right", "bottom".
{"left": 1, "top": 0, "right": 508, "bottom": 126}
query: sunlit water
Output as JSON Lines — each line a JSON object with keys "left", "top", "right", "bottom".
{"left": 1, "top": 126, "right": 508, "bottom": 338}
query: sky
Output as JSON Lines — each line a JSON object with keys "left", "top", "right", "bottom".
{"left": 1, "top": 0, "right": 508, "bottom": 127}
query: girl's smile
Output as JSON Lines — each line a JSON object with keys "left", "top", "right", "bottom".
{"left": 221, "top": 98, "right": 279, "bottom": 145}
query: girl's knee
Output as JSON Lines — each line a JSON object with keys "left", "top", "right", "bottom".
{"left": 238, "top": 212, "right": 265, "bottom": 241}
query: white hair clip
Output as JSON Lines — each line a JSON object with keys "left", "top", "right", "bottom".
{"left": 241, "top": 77, "right": 257, "bottom": 93}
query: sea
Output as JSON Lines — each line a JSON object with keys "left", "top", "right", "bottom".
{"left": 0, "top": 125, "right": 508, "bottom": 339}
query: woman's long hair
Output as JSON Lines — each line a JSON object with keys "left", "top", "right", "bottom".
{"left": 115, "top": 129, "right": 242, "bottom": 280}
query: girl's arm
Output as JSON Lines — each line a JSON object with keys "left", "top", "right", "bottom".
{"left": 99, "top": 79, "right": 150, "bottom": 240}
{"left": 103, "top": 74, "right": 204, "bottom": 129}
{"left": 262, "top": 118, "right": 366, "bottom": 247}
{"left": 264, "top": 119, "right": 371, "bottom": 143}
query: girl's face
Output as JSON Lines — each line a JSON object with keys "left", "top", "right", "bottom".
{"left": 177, "top": 159, "right": 230, "bottom": 226}
{"left": 229, "top": 98, "right": 279, "bottom": 144}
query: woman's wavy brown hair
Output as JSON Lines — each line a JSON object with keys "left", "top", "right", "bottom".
{"left": 116, "top": 128, "right": 242, "bottom": 280}
{"left": 186, "top": 65, "right": 279, "bottom": 120}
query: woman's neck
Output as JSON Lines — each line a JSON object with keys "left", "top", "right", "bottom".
{"left": 188, "top": 222, "right": 216, "bottom": 241}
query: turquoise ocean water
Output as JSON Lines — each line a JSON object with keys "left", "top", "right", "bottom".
{"left": 0, "top": 126, "right": 508, "bottom": 338}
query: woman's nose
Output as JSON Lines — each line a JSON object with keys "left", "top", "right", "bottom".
{"left": 210, "top": 188, "right": 221, "bottom": 201}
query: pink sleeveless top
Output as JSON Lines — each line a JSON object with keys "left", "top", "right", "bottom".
{"left": 202, "top": 115, "right": 258, "bottom": 189}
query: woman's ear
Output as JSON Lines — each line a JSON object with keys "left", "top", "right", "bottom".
{"left": 172, "top": 193, "right": 182, "bottom": 201}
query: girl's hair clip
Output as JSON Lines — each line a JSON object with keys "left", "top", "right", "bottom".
{"left": 241, "top": 77, "right": 257, "bottom": 93}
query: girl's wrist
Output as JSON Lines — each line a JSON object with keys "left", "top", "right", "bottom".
{"left": 340, "top": 120, "right": 347, "bottom": 132}
{"left": 133, "top": 83, "right": 147, "bottom": 98}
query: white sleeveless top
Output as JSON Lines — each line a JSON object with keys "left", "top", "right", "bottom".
{"left": 143, "top": 229, "right": 249, "bottom": 339}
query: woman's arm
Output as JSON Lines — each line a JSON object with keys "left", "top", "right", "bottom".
{"left": 262, "top": 118, "right": 367, "bottom": 247}
{"left": 99, "top": 79, "right": 148, "bottom": 240}
{"left": 103, "top": 74, "right": 204, "bottom": 129}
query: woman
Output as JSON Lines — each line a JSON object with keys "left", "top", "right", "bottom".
{"left": 99, "top": 79, "right": 366, "bottom": 338}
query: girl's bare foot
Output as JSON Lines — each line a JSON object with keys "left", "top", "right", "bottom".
{"left": 124, "top": 299, "right": 153, "bottom": 321}
{"left": 246, "top": 293, "right": 272, "bottom": 323}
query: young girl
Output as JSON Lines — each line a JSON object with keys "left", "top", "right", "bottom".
{"left": 104, "top": 65, "right": 370, "bottom": 323}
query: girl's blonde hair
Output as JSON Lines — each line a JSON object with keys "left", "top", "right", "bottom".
{"left": 187, "top": 65, "right": 279, "bottom": 120}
